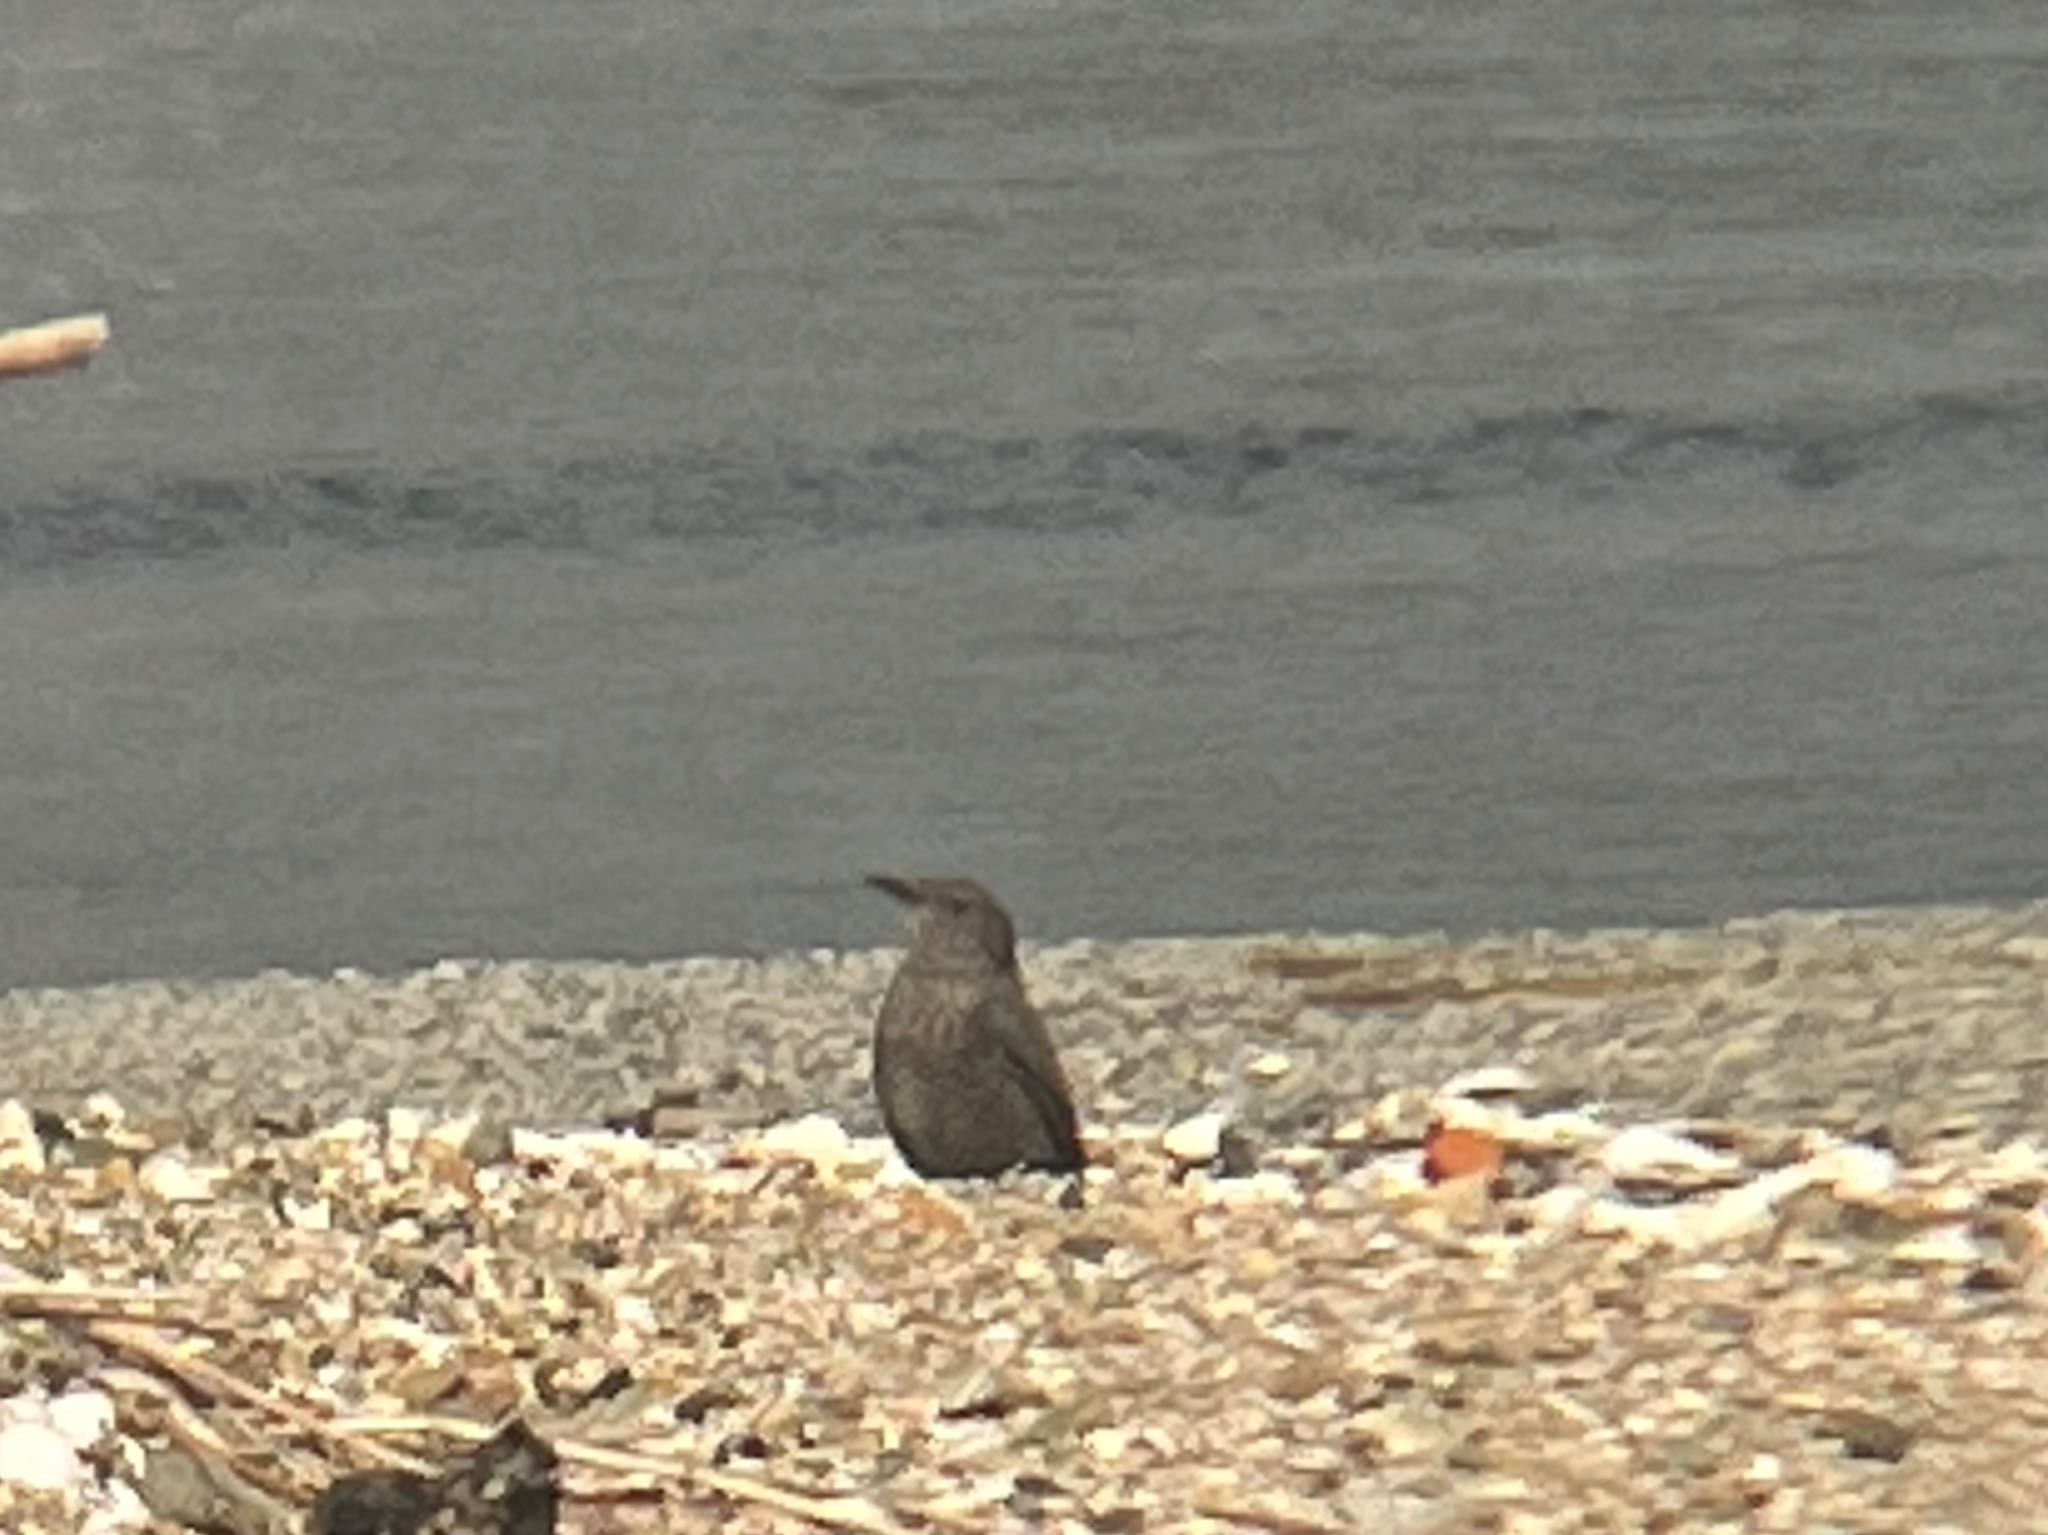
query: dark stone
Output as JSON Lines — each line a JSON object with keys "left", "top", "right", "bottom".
{"left": 308, "top": 1420, "right": 560, "bottom": 1535}
{"left": 1215, "top": 1126, "right": 1259, "bottom": 1178}
{"left": 1818, "top": 1406, "right": 1915, "bottom": 1464}
{"left": 1057, "top": 1233, "right": 1118, "bottom": 1264}
{"left": 673, "top": 1383, "right": 740, "bottom": 1423}
{"left": 306, "top": 1468, "right": 442, "bottom": 1535}
{"left": 712, "top": 1431, "right": 773, "bottom": 1464}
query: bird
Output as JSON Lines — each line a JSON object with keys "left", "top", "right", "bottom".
{"left": 866, "top": 874, "right": 1086, "bottom": 1179}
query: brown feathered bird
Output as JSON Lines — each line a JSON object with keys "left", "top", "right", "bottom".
{"left": 867, "top": 875, "right": 1086, "bottom": 1179}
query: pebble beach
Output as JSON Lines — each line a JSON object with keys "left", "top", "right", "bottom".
{"left": 5, "top": 898, "right": 2048, "bottom": 1533}
{"left": 5, "top": 898, "right": 2047, "bottom": 1147}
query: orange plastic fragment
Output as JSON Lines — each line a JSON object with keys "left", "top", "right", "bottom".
{"left": 1421, "top": 1122, "right": 1506, "bottom": 1186}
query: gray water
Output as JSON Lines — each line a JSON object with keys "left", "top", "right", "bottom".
{"left": 3, "top": 0, "right": 2046, "bottom": 988}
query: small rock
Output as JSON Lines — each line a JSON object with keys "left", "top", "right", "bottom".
{"left": 1192, "top": 1169, "right": 1303, "bottom": 1208}
{"left": 97, "top": 1154, "right": 145, "bottom": 1199}
{"left": 1817, "top": 1406, "right": 1914, "bottom": 1463}
{"left": 384, "top": 1361, "right": 470, "bottom": 1413}
{"left": 1523, "top": 1184, "right": 1593, "bottom": 1234}
{"left": 281, "top": 1193, "right": 334, "bottom": 1232}
{"left": 642, "top": 1098, "right": 786, "bottom": 1140}
{"left": 1979, "top": 1205, "right": 2046, "bottom": 1268}
{"left": 1600, "top": 1124, "right": 1743, "bottom": 1184}
{"left": 1888, "top": 1224, "right": 1983, "bottom": 1269}
{"left": 122, "top": 1115, "right": 190, "bottom": 1154}
{"left": 0, "top": 1418, "right": 86, "bottom": 1493}
{"left": 0, "top": 1100, "right": 46, "bottom": 1175}
{"left": 415, "top": 1111, "right": 505, "bottom": 1166}
{"left": 1399, "top": 1173, "right": 1495, "bottom": 1235}
{"left": 314, "top": 1117, "right": 380, "bottom": 1148}
{"left": 1491, "top": 1107, "right": 1611, "bottom": 1154}
{"left": 508, "top": 1127, "right": 582, "bottom": 1166}
{"left": 1350, "top": 1408, "right": 1440, "bottom": 1461}
{"left": 82, "top": 1476, "right": 151, "bottom": 1535}
{"left": 1812, "top": 1141, "right": 1899, "bottom": 1202}
{"left": 1586, "top": 1161, "right": 1821, "bottom": 1252}
{"left": 1579, "top": 1199, "right": 1685, "bottom": 1248}
{"left": 1082, "top": 1426, "right": 1132, "bottom": 1464}
{"left": 385, "top": 1107, "right": 430, "bottom": 1169}
{"left": 1057, "top": 1233, "right": 1118, "bottom": 1265}
{"left": 748, "top": 1113, "right": 860, "bottom": 1168}
{"left": 937, "top": 1365, "right": 1047, "bottom": 1422}
{"left": 1690, "top": 1163, "right": 1824, "bottom": 1245}
{"left": 1670, "top": 1118, "right": 1807, "bottom": 1168}
{"left": 1969, "top": 1139, "right": 2048, "bottom": 1200}
{"left": 47, "top": 1131, "right": 136, "bottom": 1173}
{"left": 135, "top": 1152, "right": 228, "bottom": 1204}
{"left": 45, "top": 1391, "right": 116, "bottom": 1452}
{"left": 1414, "top": 1318, "right": 1520, "bottom": 1368}
{"left": 1245, "top": 1051, "right": 1293, "bottom": 1081}
{"left": 1366, "top": 1088, "right": 1435, "bottom": 1143}
{"left": 1161, "top": 1112, "right": 1228, "bottom": 1166}
{"left": 1996, "top": 933, "right": 2048, "bottom": 965}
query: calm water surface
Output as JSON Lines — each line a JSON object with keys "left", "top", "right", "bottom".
{"left": 2, "top": 0, "right": 2046, "bottom": 985}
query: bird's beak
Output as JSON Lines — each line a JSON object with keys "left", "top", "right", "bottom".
{"left": 864, "top": 874, "right": 925, "bottom": 906}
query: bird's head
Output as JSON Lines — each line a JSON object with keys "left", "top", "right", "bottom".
{"left": 866, "top": 874, "right": 1019, "bottom": 972}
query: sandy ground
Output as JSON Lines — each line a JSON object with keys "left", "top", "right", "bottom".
{"left": 3, "top": 899, "right": 2045, "bottom": 1148}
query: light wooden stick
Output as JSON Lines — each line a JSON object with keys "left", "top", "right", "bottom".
{"left": 0, "top": 311, "right": 111, "bottom": 379}
{"left": 0, "top": 1281, "right": 202, "bottom": 1322}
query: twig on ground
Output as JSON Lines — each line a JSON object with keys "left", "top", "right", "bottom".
{"left": 0, "top": 1281, "right": 219, "bottom": 1328}
{"left": 81, "top": 1316, "right": 432, "bottom": 1473}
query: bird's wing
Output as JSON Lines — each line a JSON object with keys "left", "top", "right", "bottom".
{"left": 965, "top": 994, "right": 1085, "bottom": 1168}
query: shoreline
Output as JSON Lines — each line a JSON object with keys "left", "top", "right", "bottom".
{"left": 4, "top": 897, "right": 2044, "bottom": 1148}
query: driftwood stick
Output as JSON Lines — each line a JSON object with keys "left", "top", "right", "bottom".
{"left": 0, "top": 311, "right": 110, "bottom": 379}
{"left": 0, "top": 1281, "right": 199, "bottom": 1318}
{"left": 98, "top": 1364, "right": 311, "bottom": 1507}
{"left": 84, "top": 1317, "right": 430, "bottom": 1474}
